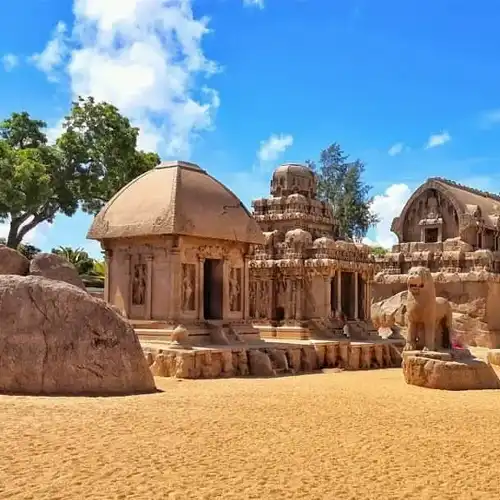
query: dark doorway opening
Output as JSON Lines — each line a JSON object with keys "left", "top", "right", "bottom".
{"left": 341, "top": 272, "right": 355, "bottom": 320}
{"left": 425, "top": 227, "right": 438, "bottom": 243}
{"left": 203, "top": 259, "right": 223, "bottom": 320}
{"left": 357, "top": 275, "right": 365, "bottom": 320}
{"left": 330, "top": 277, "right": 337, "bottom": 313}
{"left": 275, "top": 306, "right": 285, "bottom": 322}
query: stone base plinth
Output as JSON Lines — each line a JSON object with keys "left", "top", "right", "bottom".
{"left": 142, "top": 339, "right": 403, "bottom": 379}
{"left": 402, "top": 350, "right": 500, "bottom": 391}
{"left": 487, "top": 349, "right": 500, "bottom": 366}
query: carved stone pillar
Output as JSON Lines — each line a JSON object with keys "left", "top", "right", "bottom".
{"left": 198, "top": 258, "right": 205, "bottom": 320}
{"left": 104, "top": 249, "right": 112, "bottom": 303}
{"left": 145, "top": 255, "right": 153, "bottom": 320}
{"left": 336, "top": 270, "right": 342, "bottom": 313}
{"left": 296, "top": 278, "right": 303, "bottom": 320}
{"left": 123, "top": 254, "right": 131, "bottom": 317}
{"left": 324, "top": 275, "right": 331, "bottom": 317}
{"left": 170, "top": 249, "right": 181, "bottom": 321}
{"left": 354, "top": 271, "right": 359, "bottom": 320}
{"left": 222, "top": 260, "right": 230, "bottom": 318}
{"left": 244, "top": 257, "right": 250, "bottom": 320}
{"left": 285, "top": 278, "right": 292, "bottom": 319}
{"left": 255, "top": 280, "right": 262, "bottom": 319}
{"left": 266, "top": 280, "right": 273, "bottom": 320}
{"left": 365, "top": 280, "right": 372, "bottom": 320}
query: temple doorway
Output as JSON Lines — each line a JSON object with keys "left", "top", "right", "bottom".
{"left": 203, "top": 259, "right": 223, "bottom": 320}
{"left": 357, "top": 275, "right": 365, "bottom": 320}
{"left": 330, "top": 276, "right": 337, "bottom": 314}
{"left": 341, "top": 271, "right": 355, "bottom": 320}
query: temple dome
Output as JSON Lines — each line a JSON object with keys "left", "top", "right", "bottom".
{"left": 87, "top": 160, "right": 265, "bottom": 245}
{"left": 270, "top": 163, "right": 317, "bottom": 198}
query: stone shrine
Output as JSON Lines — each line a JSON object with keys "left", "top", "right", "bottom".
{"left": 87, "top": 160, "right": 265, "bottom": 344}
{"left": 249, "top": 163, "right": 376, "bottom": 339}
{"left": 373, "top": 177, "right": 500, "bottom": 348}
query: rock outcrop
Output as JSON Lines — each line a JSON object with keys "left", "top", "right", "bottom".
{"left": 29, "top": 253, "right": 86, "bottom": 290}
{"left": 487, "top": 349, "right": 500, "bottom": 367}
{"left": 402, "top": 350, "right": 500, "bottom": 390}
{"left": 0, "top": 245, "right": 29, "bottom": 275}
{"left": 0, "top": 275, "right": 155, "bottom": 395}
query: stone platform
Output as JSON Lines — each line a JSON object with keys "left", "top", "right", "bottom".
{"left": 402, "top": 349, "right": 500, "bottom": 391}
{"left": 141, "top": 339, "right": 404, "bottom": 379}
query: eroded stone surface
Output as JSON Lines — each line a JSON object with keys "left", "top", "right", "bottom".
{"left": 0, "top": 245, "right": 29, "bottom": 275}
{"left": 0, "top": 275, "right": 155, "bottom": 395}
{"left": 402, "top": 350, "right": 500, "bottom": 390}
{"left": 487, "top": 349, "right": 500, "bottom": 367}
{"left": 29, "top": 253, "right": 86, "bottom": 290}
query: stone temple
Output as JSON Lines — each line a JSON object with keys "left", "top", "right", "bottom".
{"left": 373, "top": 177, "right": 500, "bottom": 348}
{"left": 87, "top": 160, "right": 265, "bottom": 344}
{"left": 250, "top": 163, "right": 376, "bottom": 339}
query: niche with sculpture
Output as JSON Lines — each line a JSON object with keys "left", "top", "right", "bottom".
{"left": 182, "top": 263, "right": 196, "bottom": 311}
{"left": 132, "top": 262, "right": 147, "bottom": 306}
{"left": 229, "top": 267, "right": 242, "bottom": 312}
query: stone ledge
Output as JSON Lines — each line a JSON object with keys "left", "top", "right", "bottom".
{"left": 402, "top": 350, "right": 500, "bottom": 391}
{"left": 487, "top": 349, "right": 500, "bottom": 366}
{"left": 143, "top": 341, "right": 403, "bottom": 379}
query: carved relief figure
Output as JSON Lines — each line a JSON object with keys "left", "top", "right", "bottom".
{"left": 260, "top": 280, "right": 270, "bottom": 318}
{"left": 426, "top": 195, "right": 440, "bottom": 219}
{"left": 132, "top": 263, "right": 147, "bottom": 305}
{"left": 182, "top": 264, "right": 196, "bottom": 311}
{"left": 405, "top": 266, "right": 453, "bottom": 351}
{"left": 229, "top": 267, "right": 242, "bottom": 311}
{"left": 249, "top": 281, "right": 257, "bottom": 318}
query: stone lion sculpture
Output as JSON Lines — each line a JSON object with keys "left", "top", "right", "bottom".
{"left": 405, "top": 266, "right": 453, "bottom": 351}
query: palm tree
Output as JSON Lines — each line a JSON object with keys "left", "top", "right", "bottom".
{"left": 51, "top": 246, "right": 94, "bottom": 275}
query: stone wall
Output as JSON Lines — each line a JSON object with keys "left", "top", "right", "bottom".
{"left": 372, "top": 272, "right": 500, "bottom": 348}
{"left": 143, "top": 341, "right": 403, "bottom": 379}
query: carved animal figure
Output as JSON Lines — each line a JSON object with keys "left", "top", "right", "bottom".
{"left": 405, "top": 266, "right": 453, "bottom": 351}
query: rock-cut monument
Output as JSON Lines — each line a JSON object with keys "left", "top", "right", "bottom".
{"left": 87, "top": 160, "right": 266, "bottom": 345}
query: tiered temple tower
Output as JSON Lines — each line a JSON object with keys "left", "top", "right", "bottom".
{"left": 248, "top": 163, "right": 376, "bottom": 340}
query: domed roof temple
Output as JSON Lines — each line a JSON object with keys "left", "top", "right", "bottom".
{"left": 249, "top": 163, "right": 376, "bottom": 340}
{"left": 87, "top": 160, "right": 265, "bottom": 343}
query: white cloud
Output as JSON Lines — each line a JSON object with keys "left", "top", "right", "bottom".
{"left": 363, "top": 183, "right": 411, "bottom": 249}
{"left": 258, "top": 133, "right": 294, "bottom": 163}
{"left": 243, "top": 0, "right": 264, "bottom": 8}
{"left": 33, "top": 0, "right": 220, "bottom": 157}
{"left": 425, "top": 131, "right": 451, "bottom": 149}
{"left": 388, "top": 142, "right": 404, "bottom": 156}
{"left": 0, "top": 217, "right": 52, "bottom": 247}
{"left": 479, "top": 108, "right": 500, "bottom": 129}
{"left": 2, "top": 54, "right": 19, "bottom": 72}
{"left": 30, "top": 21, "right": 68, "bottom": 81}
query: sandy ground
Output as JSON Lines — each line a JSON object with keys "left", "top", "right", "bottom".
{"left": 1, "top": 368, "right": 500, "bottom": 500}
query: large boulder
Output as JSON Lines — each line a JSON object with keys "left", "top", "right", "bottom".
{"left": 0, "top": 275, "right": 156, "bottom": 395}
{"left": 29, "top": 253, "right": 86, "bottom": 290}
{"left": 371, "top": 291, "right": 407, "bottom": 339}
{"left": 0, "top": 245, "right": 29, "bottom": 275}
{"left": 402, "top": 350, "right": 500, "bottom": 390}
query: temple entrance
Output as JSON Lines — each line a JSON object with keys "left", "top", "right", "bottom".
{"left": 357, "top": 275, "right": 365, "bottom": 320}
{"left": 341, "top": 272, "right": 355, "bottom": 320}
{"left": 203, "top": 259, "right": 223, "bottom": 320}
{"left": 330, "top": 276, "right": 337, "bottom": 313}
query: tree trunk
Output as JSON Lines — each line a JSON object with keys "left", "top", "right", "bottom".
{"left": 6, "top": 223, "right": 21, "bottom": 249}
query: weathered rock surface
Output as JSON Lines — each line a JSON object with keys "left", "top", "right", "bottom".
{"left": 0, "top": 275, "right": 156, "bottom": 395}
{"left": 29, "top": 253, "right": 86, "bottom": 290}
{"left": 248, "top": 349, "right": 275, "bottom": 377}
{"left": 402, "top": 350, "right": 500, "bottom": 391}
{"left": 0, "top": 245, "right": 29, "bottom": 275}
{"left": 487, "top": 349, "right": 500, "bottom": 367}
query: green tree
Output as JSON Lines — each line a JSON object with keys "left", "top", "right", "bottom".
{"left": 370, "top": 245, "right": 389, "bottom": 257}
{"left": 0, "top": 97, "right": 160, "bottom": 248}
{"left": 51, "top": 246, "right": 94, "bottom": 275}
{"left": 307, "top": 143, "right": 379, "bottom": 241}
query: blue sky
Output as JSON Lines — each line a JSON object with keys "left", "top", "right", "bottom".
{"left": 2, "top": 0, "right": 500, "bottom": 255}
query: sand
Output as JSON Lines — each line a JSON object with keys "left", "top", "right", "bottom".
{"left": 1, "top": 368, "right": 500, "bottom": 500}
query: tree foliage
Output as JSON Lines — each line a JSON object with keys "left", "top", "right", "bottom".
{"left": 370, "top": 245, "right": 389, "bottom": 257}
{"left": 0, "top": 97, "right": 160, "bottom": 248}
{"left": 0, "top": 237, "right": 41, "bottom": 260}
{"left": 307, "top": 143, "right": 379, "bottom": 241}
{"left": 51, "top": 246, "right": 94, "bottom": 275}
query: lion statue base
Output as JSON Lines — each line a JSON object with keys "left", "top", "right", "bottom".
{"left": 404, "top": 266, "right": 453, "bottom": 352}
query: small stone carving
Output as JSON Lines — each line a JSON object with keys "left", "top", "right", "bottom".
{"left": 182, "top": 264, "right": 196, "bottom": 311}
{"left": 132, "top": 263, "right": 147, "bottom": 305}
{"left": 405, "top": 266, "right": 453, "bottom": 351}
{"left": 229, "top": 267, "right": 242, "bottom": 311}
{"left": 169, "top": 324, "right": 192, "bottom": 350}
